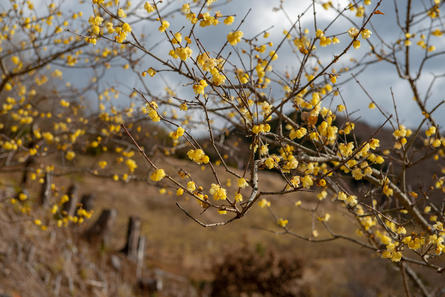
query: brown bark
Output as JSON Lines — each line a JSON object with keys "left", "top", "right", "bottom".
{"left": 120, "top": 216, "right": 141, "bottom": 260}
{"left": 39, "top": 171, "right": 52, "bottom": 206}
{"left": 61, "top": 184, "right": 78, "bottom": 217}
{"left": 83, "top": 208, "right": 117, "bottom": 246}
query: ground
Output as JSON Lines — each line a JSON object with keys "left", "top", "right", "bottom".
{"left": 0, "top": 154, "right": 441, "bottom": 297}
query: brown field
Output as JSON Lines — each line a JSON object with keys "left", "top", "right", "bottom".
{"left": 0, "top": 154, "right": 442, "bottom": 297}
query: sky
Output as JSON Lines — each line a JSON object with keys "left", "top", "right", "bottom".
{"left": 213, "top": 0, "right": 445, "bottom": 129}
{"left": 5, "top": 0, "right": 443, "bottom": 130}
{"left": 122, "top": 0, "right": 445, "bottom": 130}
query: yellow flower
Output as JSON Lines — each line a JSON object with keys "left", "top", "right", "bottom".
{"left": 426, "top": 126, "right": 436, "bottom": 137}
{"left": 169, "top": 126, "right": 185, "bottom": 140}
{"left": 227, "top": 30, "right": 243, "bottom": 45}
{"left": 252, "top": 124, "right": 271, "bottom": 134}
{"left": 147, "top": 67, "right": 156, "bottom": 77}
{"left": 43, "top": 132, "right": 54, "bottom": 143}
{"left": 318, "top": 213, "right": 330, "bottom": 222}
{"left": 174, "top": 47, "right": 193, "bottom": 61}
{"left": 374, "top": 155, "right": 384, "bottom": 164}
{"left": 11, "top": 56, "right": 20, "bottom": 65}
{"left": 383, "top": 184, "right": 393, "bottom": 197}
{"left": 337, "top": 104, "right": 345, "bottom": 112}
{"left": 52, "top": 69, "right": 63, "bottom": 78}
{"left": 125, "top": 159, "right": 138, "bottom": 172}
{"left": 60, "top": 194, "right": 69, "bottom": 204}
{"left": 18, "top": 192, "right": 28, "bottom": 201}
{"left": 317, "top": 190, "right": 327, "bottom": 200}
{"left": 144, "top": 2, "right": 154, "bottom": 13}
{"left": 60, "top": 99, "right": 70, "bottom": 107}
{"left": 258, "top": 198, "right": 271, "bottom": 208}
{"left": 209, "top": 183, "right": 227, "bottom": 200}
{"left": 361, "top": 29, "right": 372, "bottom": 39}
{"left": 269, "top": 50, "right": 278, "bottom": 61}
{"left": 289, "top": 127, "right": 307, "bottom": 140}
{"left": 122, "top": 23, "right": 132, "bottom": 33}
{"left": 150, "top": 169, "right": 166, "bottom": 182}
{"left": 348, "top": 27, "right": 359, "bottom": 38}
{"left": 353, "top": 40, "right": 361, "bottom": 48}
{"left": 187, "top": 181, "right": 196, "bottom": 192}
{"left": 142, "top": 102, "right": 161, "bottom": 122}
{"left": 238, "top": 177, "right": 248, "bottom": 188}
{"left": 158, "top": 20, "right": 170, "bottom": 32}
{"left": 301, "top": 175, "right": 313, "bottom": 188}
{"left": 172, "top": 32, "right": 182, "bottom": 44}
{"left": 117, "top": 8, "right": 126, "bottom": 18}
{"left": 181, "top": 3, "right": 190, "bottom": 14}
{"left": 193, "top": 79, "right": 208, "bottom": 95}
{"left": 277, "top": 218, "right": 288, "bottom": 227}
{"left": 187, "top": 149, "right": 210, "bottom": 164}
{"left": 264, "top": 157, "right": 275, "bottom": 169}
{"left": 224, "top": 16, "right": 234, "bottom": 25}
{"left": 65, "top": 151, "right": 76, "bottom": 160}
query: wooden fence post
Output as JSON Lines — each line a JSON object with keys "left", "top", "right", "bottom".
{"left": 62, "top": 184, "right": 78, "bottom": 217}
{"left": 39, "top": 171, "right": 52, "bottom": 206}
{"left": 83, "top": 208, "right": 117, "bottom": 247}
{"left": 79, "top": 194, "right": 94, "bottom": 211}
{"left": 120, "top": 216, "right": 141, "bottom": 260}
{"left": 136, "top": 236, "right": 146, "bottom": 280}
{"left": 20, "top": 157, "right": 34, "bottom": 187}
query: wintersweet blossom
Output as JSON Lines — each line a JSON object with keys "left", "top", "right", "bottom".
{"left": 227, "top": 30, "right": 243, "bottom": 45}
{"left": 144, "top": 2, "right": 154, "bottom": 13}
{"left": 209, "top": 183, "right": 227, "bottom": 200}
{"left": 277, "top": 218, "right": 288, "bottom": 227}
{"left": 238, "top": 178, "right": 248, "bottom": 188}
{"left": 193, "top": 80, "right": 208, "bottom": 95}
{"left": 187, "top": 149, "right": 210, "bottom": 164}
{"left": 158, "top": 20, "right": 169, "bottom": 32}
{"left": 258, "top": 198, "right": 271, "bottom": 208}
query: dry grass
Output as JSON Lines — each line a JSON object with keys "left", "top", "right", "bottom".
{"left": 0, "top": 154, "right": 441, "bottom": 297}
